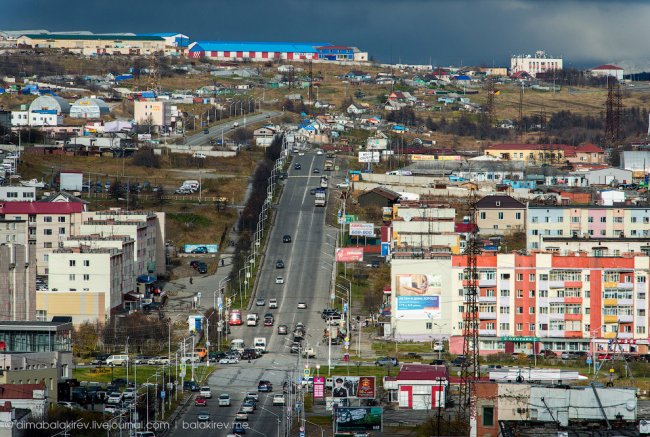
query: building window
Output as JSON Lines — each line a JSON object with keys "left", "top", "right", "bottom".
{"left": 83, "top": 274, "right": 89, "bottom": 281}
{"left": 557, "top": 217, "right": 563, "bottom": 223}
{"left": 498, "top": 212, "right": 504, "bottom": 220}
{"left": 59, "top": 228, "right": 66, "bottom": 235}
{"left": 480, "top": 212, "right": 486, "bottom": 220}
{"left": 516, "top": 323, "right": 523, "bottom": 331}
{"left": 43, "top": 254, "right": 48, "bottom": 262}
{"left": 499, "top": 323, "right": 510, "bottom": 331}
{"left": 515, "top": 213, "right": 521, "bottom": 220}
{"left": 517, "top": 290, "right": 523, "bottom": 298}
{"left": 571, "top": 217, "right": 580, "bottom": 223}
{"left": 44, "top": 242, "right": 52, "bottom": 248}
{"left": 43, "top": 229, "right": 52, "bottom": 235}
{"left": 588, "top": 217, "right": 594, "bottom": 223}
{"left": 84, "top": 260, "right": 90, "bottom": 267}
{"left": 458, "top": 306, "right": 464, "bottom": 313}
{"left": 36, "top": 310, "right": 47, "bottom": 321}
{"left": 426, "top": 322, "right": 432, "bottom": 330}
{"left": 529, "top": 307, "right": 535, "bottom": 314}
{"left": 517, "top": 307, "right": 523, "bottom": 314}
{"left": 637, "top": 326, "right": 646, "bottom": 334}
{"left": 58, "top": 217, "right": 66, "bottom": 223}
{"left": 69, "top": 260, "right": 76, "bottom": 267}
{"left": 483, "top": 406, "right": 494, "bottom": 427}
{"left": 529, "top": 274, "right": 535, "bottom": 281}
{"left": 500, "top": 290, "right": 510, "bottom": 297}
{"left": 529, "top": 290, "right": 535, "bottom": 297}
{"left": 69, "top": 274, "right": 75, "bottom": 281}
{"left": 529, "top": 323, "right": 535, "bottom": 331}
{"left": 44, "top": 216, "right": 52, "bottom": 223}
{"left": 517, "top": 274, "right": 523, "bottom": 281}
{"left": 500, "top": 306, "right": 510, "bottom": 314}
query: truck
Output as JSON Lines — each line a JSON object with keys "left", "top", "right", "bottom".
{"left": 230, "top": 339, "right": 245, "bottom": 353}
{"left": 195, "top": 347, "right": 208, "bottom": 361}
{"left": 314, "top": 190, "right": 326, "bottom": 207}
{"left": 301, "top": 347, "right": 316, "bottom": 358}
{"left": 324, "top": 159, "right": 334, "bottom": 171}
{"left": 254, "top": 337, "right": 267, "bottom": 354}
{"left": 320, "top": 176, "right": 328, "bottom": 189}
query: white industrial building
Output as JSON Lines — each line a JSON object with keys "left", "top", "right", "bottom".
{"left": 584, "top": 167, "right": 633, "bottom": 186}
{"left": 27, "top": 95, "right": 70, "bottom": 127}
{"left": 590, "top": 64, "right": 624, "bottom": 81}
{"left": 510, "top": 50, "right": 562, "bottom": 77}
{"left": 69, "top": 97, "right": 110, "bottom": 119}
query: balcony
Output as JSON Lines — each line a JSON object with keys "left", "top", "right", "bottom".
{"left": 549, "top": 313, "right": 565, "bottom": 321}
{"left": 603, "top": 298, "right": 618, "bottom": 306}
{"left": 636, "top": 283, "right": 647, "bottom": 293}
{"left": 618, "top": 314, "right": 634, "bottom": 323}
{"left": 565, "top": 331, "right": 583, "bottom": 338}
{"left": 603, "top": 315, "right": 618, "bottom": 323}
{"left": 618, "top": 299, "right": 633, "bottom": 306}
{"left": 564, "top": 313, "right": 582, "bottom": 321}
{"left": 549, "top": 280, "right": 565, "bottom": 289}
{"left": 548, "top": 297, "right": 565, "bottom": 304}
{"left": 478, "top": 329, "right": 497, "bottom": 336}
{"left": 618, "top": 282, "right": 634, "bottom": 290}
{"left": 478, "top": 295, "right": 497, "bottom": 303}
{"left": 479, "top": 312, "right": 497, "bottom": 320}
{"left": 548, "top": 329, "right": 564, "bottom": 338}
{"left": 618, "top": 332, "right": 634, "bottom": 339}
{"left": 564, "top": 297, "right": 582, "bottom": 305}
{"left": 479, "top": 279, "right": 497, "bottom": 288}
{"left": 603, "top": 281, "right": 618, "bottom": 289}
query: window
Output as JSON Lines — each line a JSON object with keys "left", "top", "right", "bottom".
{"left": 545, "top": 217, "right": 550, "bottom": 223}
{"left": 529, "top": 290, "right": 535, "bottom": 297}
{"left": 637, "top": 276, "right": 646, "bottom": 283}
{"left": 43, "top": 254, "right": 48, "bottom": 262}
{"left": 499, "top": 306, "right": 510, "bottom": 314}
{"left": 517, "top": 274, "right": 523, "bottom": 281}
{"left": 588, "top": 217, "right": 594, "bottom": 223}
{"left": 458, "top": 306, "right": 465, "bottom": 313}
{"left": 83, "top": 274, "right": 89, "bottom": 281}
{"left": 539, "top": 290, "right": 548, "bottom": 297}
{"left": 498, "top": 212, "right": 504, "bottom": 220}
{"left": 69, "top": 274, "right": 75, "bottom": 281}
{"left": 529, "top": 307, "right": 535, "bottom": 314}
{"left": 532, "top": 216, "right": 539, "bottom": 223}
{"left": 486, "top": 289, "right": 495, "bottom": 297}
{"left": 83, "top": 260, "right": 90, "bottom": 267}
{"left": 637, "top": 326, "right": 646, "bottom": 334}
{"left": 529, "top": 274, "right": 535, "bottom": 282}
{"left": 486, "top": 323, "right": 495, "bottom": 330}
{"left": 44, "top": 242, "right": 52, "bottom": 248}
{"left": 517, "top": 290, "right": 523, "bottom": 298}
{"left": 571, "top": 217, "right": 580, "bottom": 223}
{"left": 539, "top": 307, "right": 548, "bottom": 314}
{"left": 480, "top": 212, "right": 486, "bottom": 220}
{"left": 632, "top": 217, "right": 638, "bottom": 223}
{"left": 515, "top": 212, "right": 521, "bottom": 220}
{"left": 539, "top": 274, "right": 548, "bottom": 281}
{"left": 425, "top": 322, "right": 432, "bottom": 330}
{"left": 44, "top": 216, "right": 52, "bottom": 223}
{"left": 517, "top": 307, "right": 523, "bottom": 314}
{"left": 614, "top": 217, "right": 623, "bottom": 223}
{"left": 557, "top": 216, "right": 563, "bottom": 223}
{"left": 600, "top": 217, "right": 607, "bottom": 223}
{"left": 43, "top": 229, "right": 52, "bottom": 235}
{"left": 58, "top": 217, "right": 66, "bottom": 223}
{"left": 516, "top": 323, "right": 523, "bottom": 331}
{"left": 500, "top": 289, "right": 510, "bottom": 297}
{"left": 499, "top": 323, "right": 510, "bottom": 331}
{"left": 69, "top": 260, "right": 76, "bottom": 267}
{"left": 482, "top": 406, "right": 494, "bottom": 427}
{"left": 529, "top": 323, "right": 535, "bottom": 331}
{"left": 59, "top": 227, "right": 65, "bottom": 235}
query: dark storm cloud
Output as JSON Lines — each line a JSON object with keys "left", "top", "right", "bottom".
{"left": 2, "top": 0, "right": 648, "bottom": 66}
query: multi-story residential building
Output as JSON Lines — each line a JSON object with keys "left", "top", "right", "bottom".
{"left": 391, "top": 252, "right": 650, "bottom": 356}
{"left": 510, "top": 51, "right": 562, "bottom": 77}
{"left": 81, "top": 210, "right": 166, "bottom": 276}
{"left": 0, "top": 202, "right": 85, "bottom": 275}
{"left": 391, "top": 203, "right": 460, "bottom": 252}
{"left": 540, "top": 236, "right": 650, "bottom": 257}
{"left": 0, "top": 219, "right": 35, "bottom": 321}
{"left": 475, "top": 195, "right": 525, "bottom": 235}
{"left": 484, "top": 143, "right": 604, "bottom": 165}
{"left": 133, "top": 100, "right": 172, "bottom": 128}
{"left": 0, "top": 186, "right": 36, "bottom": 202}
{"left": 526, "top": 205, "right": 650, "bottom": 251}
{"left": 16, "top": 34, "right": 167, "bottom": 56}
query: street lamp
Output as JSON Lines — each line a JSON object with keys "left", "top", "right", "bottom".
{"left": 432, "top": 322, "right": 448, "bottom": 361}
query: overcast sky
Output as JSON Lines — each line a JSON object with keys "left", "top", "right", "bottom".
{"left": 2, "top": 0, "right": 649, "bottom": 67}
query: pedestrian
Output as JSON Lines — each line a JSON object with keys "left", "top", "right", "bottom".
{"left": 221, "top": 259, "right": 225, "bottom": 267}
{"left": 189, "top": 277, "right": 193, "bottom": 285}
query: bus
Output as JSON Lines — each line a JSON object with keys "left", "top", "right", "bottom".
{"left": 228, "top": 309, "right": 242, "bottom": 326}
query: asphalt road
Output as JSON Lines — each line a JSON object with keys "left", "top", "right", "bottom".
{"left": 169, "top": 151, "right": 338, "bottom": 437}
{"left": 184, "top": 110, "right": 281, "bottom": 148}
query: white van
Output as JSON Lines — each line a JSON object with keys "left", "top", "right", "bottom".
{"left": 181, "top": 352, "right": 201, "bottom": 363}
{"left": 181, "top": 180, "right": 200, "bottom": 189}
{"left": 192, "top": 152, "right": 207, "bottom": 159}
{"left": 230, "top": 339, "right": 245, "bottom": 352}
{"left": 246, "top": 314, "right": 258, "bottom": 326}
{"left": 105, "top": 355, "right": 129, "bottom": 366}
{"left": 254, "top": 337, "right": 267, "bottom": 353}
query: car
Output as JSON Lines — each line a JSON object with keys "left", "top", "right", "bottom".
{"left": 561, "top": 352, "right": 577, "bottom": 360}
{"left": 191, "top": 246, "right": 208, "bottom": 254}
{"left": 232, "top": 422, "right": 247, "bottom": 434}
{"left": 197, "top": 411, "right": 210, "bottom": 422}
{"left": 200, "top": 386, "right": 212, "bottom": 398}
{"left": 278, "top": 324, "right": 288, "bottom": 335}
{"left": 103, "top": 405, "right": 121, "bottom": 415}
{"left": 235, "top": 411, "right": 248, "bottom": 421}
{"left": 451, "top": 356, "right": 467, "bottom": 366}
{"left": 313, "top": 168, "right": 320, "bottom": 173}
{"left": 316, "top": 150, "right": 323, "bottom": 155}
{"left": 294, "top": 163, "right": 302, "bottom": 170}
{"left": 258, "top": 380, "right": 273, "bottom": 392}
{"left": 192, "top": 152, "right": 207, "bottom": 159}
{"left": 57, "top": 401, "right": 83, "bottom": 410}
{"left": 219, "top": 357, "right": 239, "bottom": 364}
{"left": 272, "top": 394, "right": 285, "bottom": 406}
{"left": 336, "top": 182, "right": 350, "bottom": 189}
{"left": 298, "top": 151, "right": 305, "bottom": 156}
{"left": 183, "top": 381, "right": 200, "bottom": 391}
{"left": 255, "top": 298, "right": 265, "bottom": 306}
{"left": 122, "top": 387, "right": 136, "bottom": 400}
{"left": 241, "top": 402, "right": 255, "bottom": 413}
{"left": 218, "top": 393, "right": 231, "bottom": 406}
{"left": 264, "top": 315, "right": 274, "bottom": 326}
{"left": 90, "top": 353, "right": 110, "bottom": 365}
{"left": 269, "top": 298, "right": 278, "bottom": 309}
{"left": 375, "top": 357, "right": 399, "bottom": 366}
{"left": 275, "top": 276, "right": 284, "bottom": 284}
{"left": 209, "top": 351, "right": 226, "bottom": 362}
{"left": 203, "top": 129, "right": 209, "bottom": 134}
{"left": 297, "top": 302, "right": 307, "bottom": 309}
{"left": 196, "top": 262, "right": 208, "bottom": 274}
{"left": 283, "top": 234, "right": 292, "bottom": 243}
{"left": 106, "top": 392, "right": 123, "bottom": 404}
{"left": 276, "top": 260, "right": 284, "bottom": 269}
{"left": 539, "top": 350, "right": 557, "bottom": 358}
{"left": 430, "top": 359, "right": 446, "bottom": 365}
{"left": 190, "top": 260, "right": 201, "bottom": 269}
{"left": 290, "top": 342, "right": 301, "bottom": 354}
{"left": 195, "top": 395, "right": 207, "bottom": 407}
{"left": 245, "top": 392, "right": 259, "bottom": 402}
{"left": 265, "top": 114, "right": 271, "bottom": 118}
{"left": 133, "top": 355, "right": 152, "bottom": 365}
{"left": 405, "top": 352, "right": 422, "bottom": 360}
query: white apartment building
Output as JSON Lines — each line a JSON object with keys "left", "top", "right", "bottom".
{"left": 510, "top": 50, "right": 562, "bottom": 77}
{"left": 0, "top": 186, "right": 36, "bottom": 202}
{"left": 133, "top": 101, "right": 172, "bottom": 128}
{"left": 391, "top": 204, "right": 460, "bottom": 252}
{"left": 0, "top": 219, "right": 36, "bottom": 321}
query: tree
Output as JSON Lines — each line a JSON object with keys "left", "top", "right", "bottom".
{"left": 131, "top": 147, "right": 160, "bottom": 168}
{"left": 231, "top": 127, "right": 253, "bottom": 144}
{"left": 155, "top": 185, "right": 166, "bottom": 208}
{"left": 72, "top": 321, "right": 101, "bottom": 358}
{"left": 108, "top": 179, "right": 125, "bottom": 201}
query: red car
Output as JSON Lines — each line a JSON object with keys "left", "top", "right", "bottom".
{"left": 195, "top": 395, "right": 207, "bottom": 407}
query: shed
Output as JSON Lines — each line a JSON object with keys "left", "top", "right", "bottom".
{"left": 28, "top": 95, "right": 70, "bottom": 115}
{"left": 69, "top": 98, "right": 110, "bottom": 119}
{"left": 357, "top": 187, "right": 401, "bottom": 209}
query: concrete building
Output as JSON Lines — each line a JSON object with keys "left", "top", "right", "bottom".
{"left": 391, "top": 251, "right": 650, "bottom": 356}
{"left": 69, "top": 97, "right": 110, "bottom": 119}
{"left": 475, "top": 195, "right": 525, "bottom": 235}
{"left": 526, "top": 205, "right": 650, "bottom": 250}
{"left": 383, "top": 364, "right": 448, "bottom": 410}
{"left": 0, "top": 402, "right": 32, "bottom": 436}
{"left": 134, "top": 100, "right": 172, "bottom": 128}
{"left": 0, "top": 219, "right": 35, "bottom": 321}
{"left": 0, "top": 187, "right": 36, "bottom": 202}
{"left": 0, "top": 384, "right": 47, "bottom": 419}
{"left": 540, "top": 236, "right": 650, "bottom": 257}
{"left": 0, "top": 202, "right": 85, "bottom": 275}
{"left": 584, "top": 167, "right": 633, "bottom": 186}
{"left": 188, "top": 41, "right": 366, "bottom": 62}
{"left": 16, "top": 34, "right": 166, "bottom": 56}
{"left": 27, "top": 95, "right": 69, "bottom": 127}
{"left": 620, "top": 151, "right": 650, "bottom": 176}
{"left": 390, "top": 203, "right": 460, "bottom": 252}
{"left": 510, "top": 51, "right": 562, "bottom": 78}
{"left": 590, "top": 64, "right": 624, "bottom": 81}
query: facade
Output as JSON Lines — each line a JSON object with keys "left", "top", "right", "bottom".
{"left": 134, "top": 100, "right": 172, "bottom": 127}
{"left": 391, "top": 204, "right": 460, "bottom": 252}
{"left": 620, "top": 151, "right": 650, "bottom": 175}
{"left": 392, "top": 252, "right": 650, "bottom": 356}
{"left": 0, "top": 219, "right": 36, "bottom": 321}
{"left": 0, "top": 187, "right": 35, "bottom": 202}
{"left": 316, "top": 45, "right": 354, "bottom": 61}
{"left": 510, "top": 51, "right": 562, "bottom": 77}
{"left": 358, "top": 187, "right": 401, "bottom": 209}
{"left": 10, "top": 111, "right": 28, "bottom": 127}
{"left": 16, "top": 34, "right": 166, "bottom": 56}
{"left": 383, "top": 365, "right": 448, "bottom": 410}
{"left": 0, "top": 384, "right": 47, "bottom": 419}
{"left": 526, "top": 205, "right": 650, "bottom": 250}
{"left": 540, "top": 236, "right": 650, "bottom": 257}
{"left": 475, "top": 195, "right": 525, "bottom": 235}
{"left": 584, "top": 167, "right": 633, "bottom": 186}
{"left": 189, "top": 41, "right": 326, "bottom": 61}
{"left": 590, "top": 64, "right": 624, "bottom": 81}
{"left": 484, "top": 144, "right": 567, "bottom": 163}
{"left": 26, "top": 95, "right": 69, "bottom": 127}
{"left": 0, "top": 202, "right": 85, "bottom": 275}
{"left": 69, "top": 98, "right": 110, "bottom": 119}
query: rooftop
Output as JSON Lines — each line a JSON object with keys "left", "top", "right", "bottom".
{"left": 190, "top": 41, "right": 330, "bottom": 54}
{"left": 0, "top": 202, "right": 84, "bottom": 215}
{"left": 20, "top": 34, "right": 164, "bottom": 41}
{"left": 0, "top": 320, "right": 72, "bottom": 332}
{"left": 592, "top": 64, "right": 623, "bottom": 71}
{"left": 476, "top": 195, "right": 525, "bottom": 209}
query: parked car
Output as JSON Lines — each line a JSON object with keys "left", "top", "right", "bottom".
{"left": 375, "top": 357, "right": 399, "bottom": 366}
{"left": 191, "top": 246, "right": 208, "bottom": 254}
{"left": 219, "top": 357, "right": 239, "bottom": 364}
{"left": 57, "top": 401, "right": 83, "bottom": 410}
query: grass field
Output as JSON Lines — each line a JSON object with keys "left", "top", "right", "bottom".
{"left": 73, "top": 364, "right": 215, "bottom": 385}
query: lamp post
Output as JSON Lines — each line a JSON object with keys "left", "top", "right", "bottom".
{"left": 433, "top": 322, "right": 448, "bottom": 361}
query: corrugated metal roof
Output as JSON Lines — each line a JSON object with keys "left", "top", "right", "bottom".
{"left": 190, "top": 41, "right": 331, "bottom": 53}
{"left": 0, "top": 201, "right": 84, "bottom": 214}
{"left": 21, "top": 34, "right": 164, "bottom": 41}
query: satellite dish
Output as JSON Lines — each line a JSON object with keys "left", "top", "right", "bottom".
{"left": 403, "top": 213, "right": 412, "bottom": 222}
{"left": 626, "top": 400, "right": 635, "bottom": 411}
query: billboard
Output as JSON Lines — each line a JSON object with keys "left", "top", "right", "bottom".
{"left": 314, "top": 376, "right": 325, "bottom": 399}
{"left": 335, "top": 407, "right": 383, "bottom": 432}
{"left": 358, "top": 151, "right": 380, "bottom": 163}
{"left": 335, "top": 248, "right": 364, "bottom": 263}
{"left": 183, "top": 244, "right": 218, "bottom": 254}
{"left": 349, "top": 222, "right": 375, "bottom": 237}
{"left": 332, "top": 376, "right": 376, "bottom": 399}
{"left": 395, "top": 274, "right": 441, "bottom": 319}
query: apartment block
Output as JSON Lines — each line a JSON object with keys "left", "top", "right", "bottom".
{"left": 0, "top": 202, "right": 84, "bottom": 275}
{"left": 0, "top": 219, "right": 35, "bottom": 321}
{"left": 527, "top": 205, "right": 650, "bottom": 251}
{"left": 475, "top": 195, "right": 525, "bottom": 235}
{"left": 391, "top": 252, "right": 650, "bottom": 356}
{"left": 133, "top": 100, "right": 172, "bottom": 128}
{"left": 391, "top": 203, "right": 460, "bottom": 253}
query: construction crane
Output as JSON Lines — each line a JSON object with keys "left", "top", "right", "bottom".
{"left": 458, "top": 188, "right": 480, "bottom": 433}
{"left": 594, "top": 319, "right": 634, "bottom": 384}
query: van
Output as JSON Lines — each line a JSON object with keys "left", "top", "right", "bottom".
{"left": 230, "top": 339, "right": 245, "bottom": 352}
{"left": 192, "top": 152, "right": 207, "bottom": 159}
{"left": 246, "top": 314, "right": 258, "bottom": 326}
{"left": 181, "top": 352, "right": 201, "bottom": 363}
{"left": 105, "top": 355, "right": 129, "bottom": 366}
{"left": 254, "top": 337, "right": 267, "bottom": 353}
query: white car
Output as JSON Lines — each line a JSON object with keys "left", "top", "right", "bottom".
{"left": 57, "top": 401, "right": 82, "bottom": 410}
{"left": 218, "top": 393, "right": 231, "bottom": 406}
{"left": 275, "top": 276, "right": 284, "bottom": 284}
{"left": 235, "top": 411, "right": 248, "bottom": 421}
{"left": 316, "top": 150, "right": 323, "bottom": 155}
{"left": 122, "top": 387, "right": 136, "bottom": 400}
{"left": 245, "top": 392, "right": 259, "bottom": 402}
{"left": 200, "top": 386, "right": 212, "bottom": 398}
{"left": 240, "top": 403, "right": 254, "bottom": 413}
{"left": 272, "top": 394, "right": 285, "bottom": 406}
{"left": 298, "top": 152, "right": 305, "bottom": 156}
{"left": 269, "top": 298, "right": 278, "bottom": 309}
{"left": 219, "top": 357, "right": 239, "bottom": 364}
{"left": 336, "top": 182, "right": 350, "bottom": 189}
{"left": 106, "top": 392, "right": 123, "bottom": 404}
{"left": 297, "top": 302, "right": 307, "bottom": 309}
{"left": 192, "top": 152, "right": 207, "bottom": 159}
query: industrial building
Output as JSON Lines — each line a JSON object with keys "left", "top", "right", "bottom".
{"left": 69, "top": 97, "right": 110, "bottom": 119}
{"left": 27, "top": 95, "right": 70, "bottom": 127}
{"left": 590, "top": 64, "right": 625, "bottom": 81}
{"left": 510, "top": 50, "right": 562, "bottom": 78}
{"left": 16, "top": 34, "right": 167, "bottom": 56}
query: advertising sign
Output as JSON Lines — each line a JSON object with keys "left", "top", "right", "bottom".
{"left": 313, "top": 376, "right": 325, "bottom": 399}
{"left": 395, "top": 274, "right": 441, "bottom": 319}
{"left": 358, "top": 151, "right": 380, "bottom": 163}
{"left": 381, "top": 242, "right": 391, "bottom": 257}
{"left": 349, "top": 222, "right": 375, "bottom": 237}
{"left": 331, "top": 376, "right": 376, "bottom": 399}
{"left": 335, "top": 248, "right": 364, "bottom": 263}
{"left": 138, "top": 134, "right": 152, "bottom": 141}
{"left": 183, "top": 244, "right": 219, "bottom": 254}
{"left": 335, "top": 407, "right": 383, "bottom": 432}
